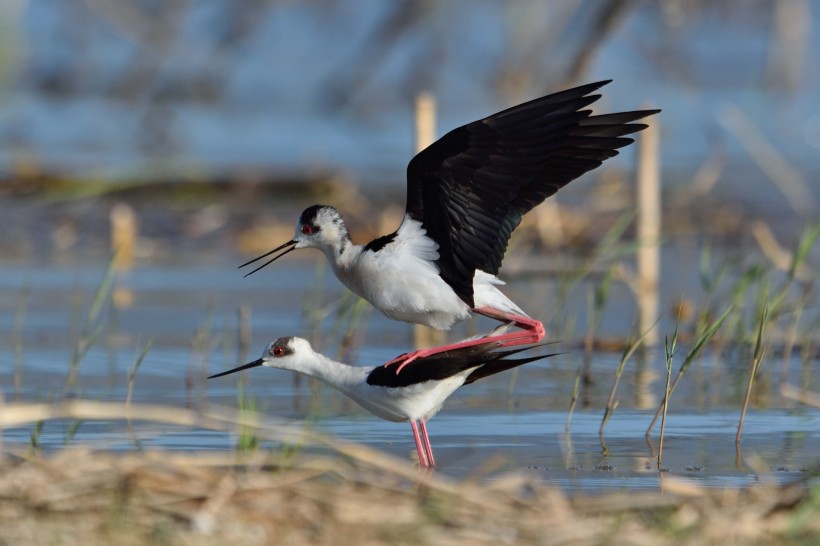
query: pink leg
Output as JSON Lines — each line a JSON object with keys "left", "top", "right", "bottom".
{"left": 419, "top": 420, "right": 436, "bottom": 468}
{"left": 384, "top": 307, "right": 545, "bottom": 373}
{"left": 410, "top": 421, "right": 430, "bottom": 467}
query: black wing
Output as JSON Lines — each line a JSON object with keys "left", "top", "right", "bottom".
{"left": 405, "top": 80, "right": 660, "bottom": 306}
{"left": 366, "top": 342, "right": 554, "bottom": 388}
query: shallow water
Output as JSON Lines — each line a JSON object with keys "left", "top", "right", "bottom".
{"left": 2, "top": 2, "right": 819, "bottom": 495}
{"left": 2, "top": 261, "right": 818, "bottom": 492}
{"left": 3, "top": 407, "right": 817, "bottom": 492}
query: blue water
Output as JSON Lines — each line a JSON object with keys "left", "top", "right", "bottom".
{"left": 1, "top": 261, "right": 818, "bottom": 491}
{"left": 3, "top": 406, "right": 817, "bottom": 491}
{"left": 1, "top": 2, "right": 819, "bottom": 213}
{"left": 1, "top": 3, "right": 819, "bottom": 490}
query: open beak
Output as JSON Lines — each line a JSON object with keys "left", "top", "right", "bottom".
{"left": 207, "top": 358, "right": 264, "bottom": 379}
{"left": 238, "top": 239, "right": 298, "bottom": 277}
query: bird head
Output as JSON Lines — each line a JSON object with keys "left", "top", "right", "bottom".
{"left": 207, "top": 336, "right": 314, "bottom": 378}
{"left": 291, "top": 204, "right": 348, "bottom": 251}
{"left": 239, "top": 204, "right": 348, "bottom": 277}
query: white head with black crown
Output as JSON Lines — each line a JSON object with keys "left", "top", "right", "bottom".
{"left": 292, "top": 204, "right": 349, "bottom": 252}
{"left": 239, "top": 204, "right": 351, "bottom": 276}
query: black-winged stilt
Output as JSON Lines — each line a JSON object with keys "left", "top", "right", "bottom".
{"left": 241, "top": 81, "right": 659, "bottom": 370}
{"left": 208, "top": 329, "right": 556, "bottom": 468}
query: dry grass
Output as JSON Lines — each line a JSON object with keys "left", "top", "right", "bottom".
{"left": 0, "top": 402, "right": 818, "bottom": 546}
{"left": 0, "top": 447, "right": 816, "bottom": 546}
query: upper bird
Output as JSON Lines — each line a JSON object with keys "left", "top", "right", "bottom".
{"left": 241, "top": 81, "right": 659, "bottom": 369}
{"left": 208, "top": 330, "right": 554, "bottom": 468}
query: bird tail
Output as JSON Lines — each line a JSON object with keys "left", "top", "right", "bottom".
{"left": 463, "top": 343, "right": 564, "bottom": 385}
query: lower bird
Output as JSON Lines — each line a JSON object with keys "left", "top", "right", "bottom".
{"left": 208, "top": 327, "right": 555, "bottom": 468}
{"left": 240, "top": 81, "right": 659, "bottom": 371}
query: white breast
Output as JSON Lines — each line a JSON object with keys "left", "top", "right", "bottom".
{"left": 331, "top": 215, "right": 528, "bottom": 330}
{"left": 338, "top": 217, "right": 472, "bottom": 330}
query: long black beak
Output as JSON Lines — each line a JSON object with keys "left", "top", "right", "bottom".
{"left": 207, "top": 358, "right": 264, "bottom": 379}
{"left": 238, "top": 240, "right": 298, "bottom": 277}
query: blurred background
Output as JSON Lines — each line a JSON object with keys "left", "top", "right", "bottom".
{"left": 0, "top": 1, "right": 817, "bottom": 248}
{"left": 0, "top": 1, "right": 819, "bottom": 469}
{"left": 1, "top": 1, "right": 817, "bottom": 225}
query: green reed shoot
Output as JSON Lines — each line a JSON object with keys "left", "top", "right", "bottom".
{"left": 646, "top": 303, "right": 733, "bottom": 435}
{"left": 303, "top": 258, "right": 328, "bottom": 346}
{"left": 737, "top": 300, "right": 769, "bottom": 445}
{"left": 595, "top": 210, "right": 638, "bottom": 263}
{"left": 788, "top": 221, "right": 820, "bottom": 281}
{"left": 568, "top": 270, "right": 614, "bottom": 430}
{"left": 584, "top": 269, "right": 614, "bottom": 356}
{"left": 328, "top": 290, "right": 371, "bottom": 361}
{"left": 767, "top": 222, "right": 820, "bottom": 382}
{"left": 549, "top": 209, "right": 633, "bottom": 331}
{"left": 800, "top": 325, "right": 816, "bottom": 389}
{"left": 27, "top": 420, "right": 44, "bottom": 455}
{"left": 600, "top": 320, "right": 657, "bottom": 436}
{"left": 565, "top": 366, "right": 583, "bottom": 432}
{"left": 126, "top": 339, "right": 154, "bottom": 412}
{"left": 13, "top": 285, "right": 30, "bottom": 396}
{"left": 786, "top": 483, "right": 820, "bottom": 539}
{"left": 63, "top": 419, "right": 84, "bottom": 446}
{"left": 658, "top": 321, "right": 678, "bottom": 469}
{"left": 698, "top": 241, "right": 727, "bottom": 296}
{"left": 275, "top": 421, "right": 313, "bottom": 469}
{"left": 724, "top": 264, "right": 765, "bottom": 346}
{"left": 194, "top": 304, "right": 220, "bottom": 391}
{"left": 64, "top": 251, "right": 120, "bottom": 391}
{"left": 236, "top": 382, "right": 261, "bottom": 452}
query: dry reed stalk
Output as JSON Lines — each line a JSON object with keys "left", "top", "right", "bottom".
{"left": 720, "top": 104, "right": 816, "bottom": 216}
{"left": 110, "top": 202, "right": 136, "bottom": 271}
{"left": 125, "top": 340, "right": 153, "bottom": 417}
{"left": 0, "top": 444, "right": 813, "bottom": 545}
{"left": 599, "top": 319, "right": 658, "bottom": 437}
{"left": 0, "top": 400, "right": 499, "bottom": 508}
{"left": 110, "top": 202, "right": 137, "bottom": 308}
{"left": 751, "top": 221, "right": 813, "bottom": 282}
{"left": 237, "top": 305, "right": 251, "bottom": 364}
{"left": 412, "top": 91, "right": 446, "bottom": 351}
{"left": 635, "top": 109, "right": 661, "bottom": 349}
{"left": 780, "top": 383, "right": 820, "bottom": 407}
{"left": 767, "top": 0, "right": 811, "bottom": 91}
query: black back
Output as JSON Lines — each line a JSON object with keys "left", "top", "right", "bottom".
{"left": 366, "top": 342, "right": 553, "bottom": 388}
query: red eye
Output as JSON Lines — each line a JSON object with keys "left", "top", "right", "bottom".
{"left": 273, "top": 346, "right": 285, "bottom": 357}
{"left": 301, "top": 224, "right": 314, "bottom": 235}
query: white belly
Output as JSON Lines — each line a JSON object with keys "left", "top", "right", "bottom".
{"left": 346, "top": 375, "right": 468, "bottom": 422}
{"left": 348, "top": 259, "right": 472, "bottom": 330}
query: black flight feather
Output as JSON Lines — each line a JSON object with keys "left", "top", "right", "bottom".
{"left": 405, "top": 80, "right": 660, "bottom": 307}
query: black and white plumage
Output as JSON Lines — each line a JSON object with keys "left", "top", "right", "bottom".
{"left": 208, "top": 330, "right": 555, "bottom": 468}
{"left": 241, "top": 81, "right": 659, "bottom": 368}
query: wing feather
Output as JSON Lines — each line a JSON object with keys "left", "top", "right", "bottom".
{"left": 406, "top": 80, "right": 659, "bottom": 306}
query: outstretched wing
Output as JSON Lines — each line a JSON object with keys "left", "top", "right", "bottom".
{"left": 405, "top": 80, "right": 660, "bottom": 307}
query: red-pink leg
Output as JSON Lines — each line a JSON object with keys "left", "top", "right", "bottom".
{"left": 384, "top": 307, "right": 545, "bottom": 373}
{"left": 410, "top": 421, "right": 430, "bottom": 467}
{"left": 419, "top": 420, "right": 436, "bottom": 468}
